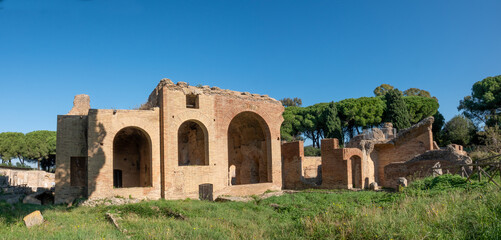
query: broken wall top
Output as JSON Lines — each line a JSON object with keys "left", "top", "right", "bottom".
{"left": 147, "top": 78, "right": 282, "bottom": 108}
{"left": 346, "top": 116, "right": 434, "bottom": 151}
{"left": 67, "top": 94, "right": 90, "bottom": 115}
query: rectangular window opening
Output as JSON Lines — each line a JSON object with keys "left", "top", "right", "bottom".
{"left": 113, "top": 169, "right": 123, "bottom": 188}
{"left": 186, "top": 94, "right": 199, "bottom": 109}
{"left": 70, "top": 157, "right": 87, "bottom": 187}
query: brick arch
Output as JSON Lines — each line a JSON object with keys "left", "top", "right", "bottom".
{"left": 227, "top": 111, "right": 273, "bottom": 185}
{"left": 344, "top": 149, "right": 363, "bottom": 189}
{"left": 219, "top": 106, "right": 275, "bottom": 135}
{"left": 177, "top": 120, "right": 209, "bottom": 166}
{"left": 112, "top": 126, "right": 152, "bottom": 188}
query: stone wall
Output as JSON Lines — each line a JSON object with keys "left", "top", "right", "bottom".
{"left": 0, "top": 168, "right": 54, "bottom": 191}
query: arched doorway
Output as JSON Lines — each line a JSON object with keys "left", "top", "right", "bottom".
{"left": 113, "top": 127, "right": 152, "bottom": 188}
{"left": 178, "top": 120, "right": 208, "bottom": 166}
{"left": 227, "top": 112, "right": 271, "bottom": 185}
{"left": 351, "top": 155, "right": 362, "bottom": 188}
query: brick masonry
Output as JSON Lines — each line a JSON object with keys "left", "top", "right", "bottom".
{"left": 55, "top": 79, "right": 284, "bottom": 203}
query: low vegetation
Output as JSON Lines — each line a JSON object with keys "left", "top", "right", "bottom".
{"left": 1, "top": 175, "right": 500, "bottom": 239}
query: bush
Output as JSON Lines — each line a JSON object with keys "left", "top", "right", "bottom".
{"left": 304, "top": 146, "right": 321, "bottom": 156}
{"left": 406, "top": 174, "right": 487, "bottom": 192}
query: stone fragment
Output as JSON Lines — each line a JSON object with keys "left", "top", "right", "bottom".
{"left": 211, "top": 86, "right": 220, "bottom": 90}
{"left": 369, "top": 182, "right": 378, "bottom": 190}
{"left": 23, "top": 195, "right": 41, "bottom": 205}
{"left": 67, "top": 94, "right": 90, "bottom": 115}
{"left": 176, "top": 81, "right": 188, "bottom": 87}
{"left": 397, "top": 177, "right": 407, "bottom": 188}
{"left": 432, "top": 162, "right": 443, "bottom": 177}
{"left": 160, "top": 78, "right": 174, "bottom": 85}
{"left": 23, "top": 210, "right": 44, "bottom": 228}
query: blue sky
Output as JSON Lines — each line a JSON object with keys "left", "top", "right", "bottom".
{"left": 0, "top": 0, "right": 500, "bottom": 133}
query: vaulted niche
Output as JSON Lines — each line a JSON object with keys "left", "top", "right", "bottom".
{"left": 178, "top": 121, "right": 208, "bottom": 166}
{"left": 228, "top": 112, "right": 271, "bottom": 185}
{"left": 113, "top": 127, "right": 152, "bottom": 188}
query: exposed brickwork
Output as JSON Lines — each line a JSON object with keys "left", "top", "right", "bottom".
{"left": 281, "top": 141, "right": 303, "bottom": 189}
{"left": 384, "top": 145, "right": 472, "bottom": 188}
{"left": 280, "top": 117, "right": 441, "bottom": 190}
{"left": 320, "top": 139, "right": 363, "bottom": 189}
{"left": 56, "top": 79, "right": 284, "bottom": 201}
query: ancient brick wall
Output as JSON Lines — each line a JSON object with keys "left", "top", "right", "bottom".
{"left": 56, "top": 80, "right": 284, "bottom": 201}
{"left": 376, "top": 118, "right": 434, "bottom": 187}
{"left": 320, "top": 138, "right": 364, "bottom": 189}
{"left": 86, "top": 108, "right": 161, "bottom": 200}
{"left": 0, "top": 168, "right": 54, "bottom": 191}
{"left": 160, "top": 83, "right": 284, "bottom": 199}
{"left": 281, "top": 141, "right": 303, "bottom": 189}
{"left": 55, "top": 115, "right": 89, "bottom": 204}
{"left": 302, "top": 156, "right": 322, "bottom": 185}
{"left": 384, "top": 145, "right": 472, "bottom": 188}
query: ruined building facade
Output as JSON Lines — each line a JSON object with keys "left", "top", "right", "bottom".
{"left": 55, "top": 79, "right": 284, "bottom": 204}
{"left": 282, "top": 117, "right": 471, "bottom": 189}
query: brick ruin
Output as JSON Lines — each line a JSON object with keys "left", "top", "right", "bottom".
{"left": 282, "top": 117, "right": 472, "bottom": 189}
{"left": 55, "top": 79, "right": 284, "bottom": 204}
{"left": 55, "top": 80, "right": 472, "bottom": 203}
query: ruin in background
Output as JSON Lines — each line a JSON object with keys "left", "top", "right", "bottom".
{"left": 282, "top": 117, "right": 472, "bottom": 189}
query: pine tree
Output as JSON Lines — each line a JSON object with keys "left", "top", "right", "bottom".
{"left": 384, "top": 89, "right": 411, "bottom": 130}
{"left": 323, "top": 102, "right": 343, "bottom": 141}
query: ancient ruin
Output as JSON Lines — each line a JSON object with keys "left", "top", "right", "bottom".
{"left": 282, "top": 117, "right": 472, "bottom": 189}
{"left": 55, "top": 79, "right": 472, "bottom": 204}
{"left": 55, "top": 79, "right": 284, "bottom": 204}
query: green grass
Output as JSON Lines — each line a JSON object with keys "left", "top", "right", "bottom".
{"left": 1, "top": 174, "right": 500, "bottom": 239}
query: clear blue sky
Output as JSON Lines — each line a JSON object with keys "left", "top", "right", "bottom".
{"left": 1, "top": 0, "right": 500, "bottom": 133}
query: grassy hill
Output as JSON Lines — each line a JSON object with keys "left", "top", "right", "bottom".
{"left": 1, "top": 175, "right": 500, "bottom": 239}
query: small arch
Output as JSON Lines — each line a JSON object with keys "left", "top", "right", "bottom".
{"left": 178, "top": 120, "right": 209, "bottom": 166}
{"left": 113, "top": 127, "right": 152, "bottom": 188}
{"left": 227, "top": 111, "right": 272, "bottom": 185}
{"left": 350, "top": 155, "right": 362, "bottom": 188}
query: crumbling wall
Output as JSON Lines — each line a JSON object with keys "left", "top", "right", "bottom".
{"left": 384, "top": 145, "right": 471, "bottom": 188}
{"left": 0, "top": 168, "right": 54, "bottom": 191}
{"left": 303, "top": 156, "right": 322, "bottom": 185}
{"left": 375, "top": 117, "right": 434, "bottom": 186}
{"left": 320, "top": 138, "right": 364, "bottom": 189}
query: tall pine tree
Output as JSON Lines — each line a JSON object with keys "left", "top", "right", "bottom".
{"left": 384, "top": 89, "right": 411, "bottom": 130}
{"left": 323, "top": 102, "right": 343, "bottom": 142}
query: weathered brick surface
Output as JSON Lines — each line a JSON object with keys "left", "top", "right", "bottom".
{"left": 281, "top": 141, "right": 304, "bottom": 189}
{"left": 384, "top": 145, "right": 472, "bottom": 188}
{"left": 0, "top": 168, "right": 54, "bottom": 191}
{"left": 376, "top": 118, "right": 434, "bottom": 187}
{"left": 56, "top": 79, "right": 284, "bottom": 201}
{"left": 321, "top": 139, "right": 363, "bottom": 189}
{"left": 55, "top": 115, "right": 88, "bottom": 204}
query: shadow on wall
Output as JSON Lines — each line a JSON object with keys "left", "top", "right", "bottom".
{"left": 86, "top": 122, "right": 107, "bottom": 199}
